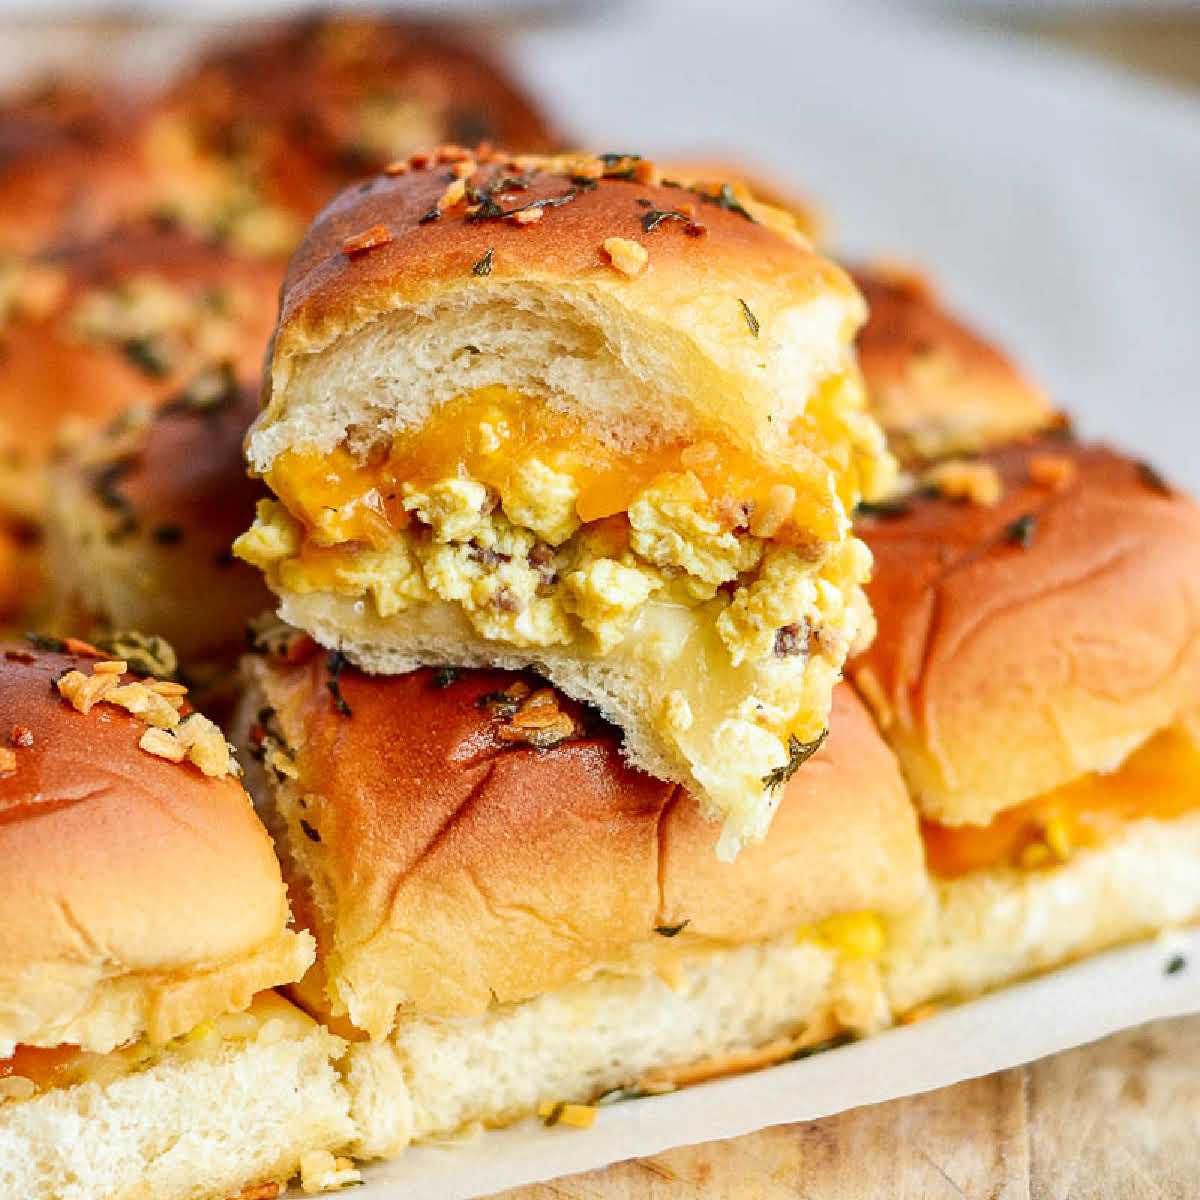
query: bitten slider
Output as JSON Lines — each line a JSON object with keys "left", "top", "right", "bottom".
{"left": 237, "top": 149, "right": 895, "bottom": 855}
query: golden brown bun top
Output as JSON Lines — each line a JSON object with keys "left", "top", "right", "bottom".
{"left": 0, "top": 81, "right": 150, "bottom": 256}
{"left": 253, "top": 652, "right": 922, "bottom": 1026}
{"left": 280, "top": 148, "right": 841, "bottom": 344}
{"left": 0, "top": 644, "right": 301, "bottom": 1030}
{"left": 852, "top": 438, "right": 1200, "bottom": 825}
{"left": 659, "top": 156, "right": 825, "bottom": 242}
{"left": 160, "top": 14, "right": 559, "bottom": 224}
{"left": 853, "top": 264, "right": 1058, "bottom": 463}
{"left": 0, "top": 224, "right": 280, "bottom": 469}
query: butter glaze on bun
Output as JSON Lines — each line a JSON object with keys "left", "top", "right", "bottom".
{"left": 237, "top": 652, "right": 923, "bottom": 1039}
{"left": 853, "top": 438, "right": 1200, "bottom": 826}
{"left": 0, "top": 645, "right": 314, "bottom": 1057}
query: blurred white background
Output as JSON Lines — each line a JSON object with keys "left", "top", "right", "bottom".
{"left": 3, "top": 0, "right": 1198, "bottom": 481}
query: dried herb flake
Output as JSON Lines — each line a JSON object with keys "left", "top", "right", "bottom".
{"left": 762, "top": 730, "right": 828, "bottom": 791}
{"left": 326, "top": 651, "right": 353, "bottom": 717}
{"left": 1005, "top": 514, "right": 1037, "bottom": 548}
{"left": 654, "top": 920, "right": 690, "bottom": 938}
{"left": 738, "top": 298, "right": 760, "bottom": 338}
{"left": 472, "top": 247, "right": 495, "bottom": 277}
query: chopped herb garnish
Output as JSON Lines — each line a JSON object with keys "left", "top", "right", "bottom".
{"left": 640, "top": 205, "right": 690, "bottom": 234}
{"left": 25, "top": 633, "right": 66, "bottom": 653}
{"left": 599, "top": 152, "right": 641, "bottom": 166}
{"left": 540, "top": 1101, "right": 567, "bottom": 1127}
{"left": 162, "top": 361, "right": 239, "bottom": 416}
{"left": 432, "top": 665, "right": 461, "bottom": 688}
{"left": 654, "top": 920, "right": 690, "bottom": 938}
{"left": 472, "top": 247, "right": 495, "bottom": 277}
{"left": 762, "top": 730, "right": 828, "bottom": 791}
{"left": 695, "top": 182, "right": 754, "bottom": 223}
{"left": 151, "top": 523, "right": 184, "bottom": 546}
{"left": 326, "top": 651, "right": 353, "bottom": 717}
{"left": 469, "top": 188, "right": 581, "bottom": 223}
{"left": 855, "top": 498, "right": 911, "bottom": 520}
{"left": 1137, "top": 460, "right": 1172, "bottom": 495}
{"left": 1005, "top": 514, "right": 1037, "bottom": 548}
{"left": 98, "top": 632, "right": 177, "bottom": 679}
{"left": 299, "top": 819, "right": 321, "bottom": 843}
{"left": 418, "top": 206, "right": 441, "bottom": 225}
{"left": 1165, "top": 953, "right": 1187, "bottom": 976}
{"left": 738, "top": 298, "right": 760, "bottom": 337}
{"left": 121, "top": 336, "right": 172, "bottom": 377}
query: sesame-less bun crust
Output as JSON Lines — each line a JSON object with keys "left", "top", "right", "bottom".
{"left": 249, "top": 150, "right": 874, "bottom": 484}
{"left": 853, "top": 438, "right": 1200, "bottom": 826}
{"left": 44, "top": 386, "right": 272, "bottom": 666}
{"left": 238, "top": 655, "right": 923, "bottom": 1038}
{"left": 853, "top": 265, "right": 1057, "bottom": 463}
{"left": 0, "top": 646, "right": 314, "bottom": 1056}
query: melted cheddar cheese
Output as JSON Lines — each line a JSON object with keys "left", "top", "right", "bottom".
{"left": 0, "top": 992, "right": 314, "bottom": 1102}
{"left": 923, "top": 722, "right": 1200, "bottom": 878}
{"left": 264, "top": 386, "right": 848, "bottom": 549}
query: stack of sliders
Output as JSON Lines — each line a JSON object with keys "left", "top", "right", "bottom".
{"left": 2, "top": 89, "right": 1198, "bottom": 1199}
{"left": 229, "top": 148, "right": 1200, "bottom": 1165}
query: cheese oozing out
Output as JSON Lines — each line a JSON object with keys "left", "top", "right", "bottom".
{"left": 236, "top": 386, "right": 879, "bottom": 852}
{"left": 922, "top": 720, "right": 1200, "bottom": 877}
{"left": 0, "top": 991, "right": 315, "bottom": 1103}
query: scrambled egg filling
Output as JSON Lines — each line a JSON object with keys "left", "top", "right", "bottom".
{"left": 0, "top": 992, "right": 312, "bottom": 1103}
{"left": 237, "top": 387, "right": 879, "bottom": 847}
{"left": 922, "top": 720, "right": 1200, "bottom": 878}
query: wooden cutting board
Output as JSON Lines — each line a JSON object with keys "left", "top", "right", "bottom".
{"left": 495, "top": 1014, "right": 1200, "bottom": 1198}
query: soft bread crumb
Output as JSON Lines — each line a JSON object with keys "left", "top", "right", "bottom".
{"left": 602, "top": 237, "right": 648, "bottom": 277}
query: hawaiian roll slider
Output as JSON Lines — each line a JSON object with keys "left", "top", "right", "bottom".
{"left": 0, "top": 224, "right": 279, "bottom": 528}
{"left": 43, "top": 382, "right": 272, "bottom": 672}
{"left": 0, "top": 642, "right": 354, "bottom": 1200}
{"left": 852, "top": 264, "right": 1058, "bottom": 464}
{"left": 237, "top": 149, "right": 895, "bottom": 855}
{"left": 147, "top": 13, "right": 560, "bottom": 257}
{"left": 236, "top": 646, "right": 923, "bottom": 1157}
{"left": 849, "top": 439, "right": 1200, "bottom": 1010}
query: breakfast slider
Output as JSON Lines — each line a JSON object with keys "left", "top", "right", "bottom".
{"left": 0, "top": 223, "right": 279, "bottom": 530}
{"left": 0, "top": 81, "right": 150, "bottom": 257}
{"left": 848, "top": 438, "right": 1200, "bottom": 1008}
{"left": 237, "top": 647, "right": 924, "bottom": 1156}
{"left": 43, "top": 382, "right": 271, "bottom": 673}
{"left": 147, "top": 13, "right": 560, "bottom": 257}
{"left": 852, "top": 264, "right": 1058, "bottom": 465}
{"left": 236, "top": 149, "right": 895, "bottom": 853}
{"left": 0, "top": 642, "right": 355, "bottom": 1199}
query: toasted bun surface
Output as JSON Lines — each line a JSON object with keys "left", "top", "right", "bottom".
{"left": 239, "top": 655, "right": 922, "bottom": 1037}
{"left": 0, "top": 646, "right": 313, "bottom": 1055}
{"left": 44, "top": 385, "right": 272, "bottom": 666}
{"left": 853, "top": 438, "right": 1200, "bottom": 826}
{"left": 853, "top": 265, "right": 1057, "bottom": 463}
